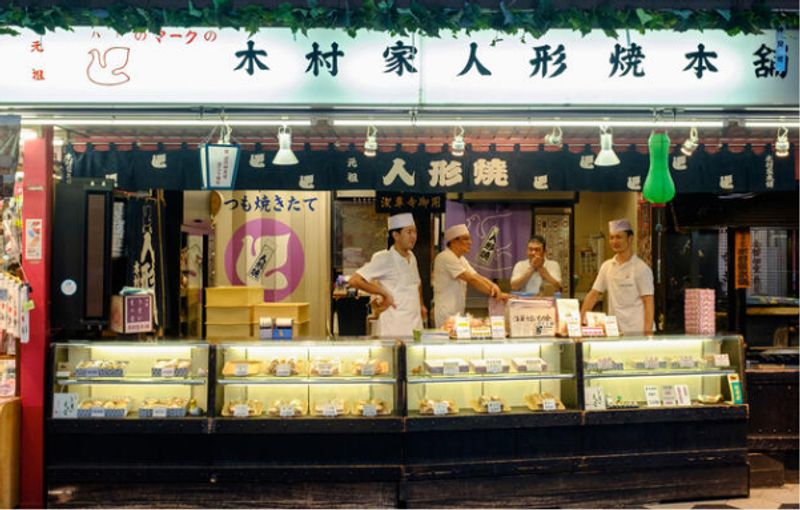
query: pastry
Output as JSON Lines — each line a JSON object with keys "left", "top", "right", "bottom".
{"left": 267, "top": 399, "right": 306, "bottom": 417}
{"left": 418, "top": 398, "right": 458, "bottom": 415}
{"left": 524, "top": 392, "right": 566, "bottom": 411}
{"left": 424, "top": 359, "right": 469, "bottom": 375}
{"left": 471, "top": 395, "right": 510, "bottom": 413}
{"left": 470, "top": 358, "right": 511, "bottom": 374}
{"left": 313, "top": 398, "right": 347, "bottom": 416}
{"left": 310, "top": 358, "right": 341, "bottom": 377}
{"left": 222, "top": 399, "right": 264, "bottom": 417}
{"left": 352, "top": 359, "right": 389, "bottom": 376}
{"left": 265, "top": 358, "right": 305, "bottom": 376}
{"left": 75, "top": 360, "right": 128, "bottom": 378}
{"left": 512, "top": 357, "right": 548, "bottom": 373}
{"left": 355, "top": 399, "right": 388, "bottom": 416}
{"left": 152, "top": 359, "right": 192, "bottom": 377}
{"left": 697, "top": 394, "right": 723, "bottom": 404}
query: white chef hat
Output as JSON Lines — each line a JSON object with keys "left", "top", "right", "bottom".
{"left": 608, "top": 218, "right": 633, "bottom": 234}
{"left": 444, "top": 224, "right": 470, "bottom": 243}
{"left": 388, "top": 213, "right": 415, "bottom": 230}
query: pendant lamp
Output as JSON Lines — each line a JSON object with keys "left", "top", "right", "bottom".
{"left": 273, "top": 125, "right": 299, "bottom": 166}
{"left": 643, "top": 131, "right": 675, "bottom": 204}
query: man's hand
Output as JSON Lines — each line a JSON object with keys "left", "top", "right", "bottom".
{"left": 497, "top": 292, "right": 511, "bottom": 302}
{"left": 489, "top": 282, "right": 502, "bottom": 298}
{"left": 420, "top": 304, "right": 428, "bottom": 321}
{"left": 375, "top": 292, "right": 396, "bottom": 311}
{"left": 530, "top": 254, "right": 544, "bottom": 270}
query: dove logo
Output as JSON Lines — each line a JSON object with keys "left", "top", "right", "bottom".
{"left": 224, "top": 219, "right": 305, "bottom": 302}
{"left": 533, "top": 175, "right": 549, "bottom": 190}
{"left": 719, "top": 175, "right": 734, "bottom": 190}
{"left": 672, "top": 155, "right": 688, "bottom": 170}
{"left": 151, "top": 154, "right": 167, "bottom": 169}
{"left": 299, "top": 175, "right": 315, "bottom": 189}
{"left": 250, "top": 153, "right": 266, "bottom": 168}
{"left": 580, "top": 155, "right": 595, "bottom": 169}
{"left": 627, "top": 176, "right": 642, "bottom": 190}
{"left": 87, "top": 47, "right": 131, "bottom": 86}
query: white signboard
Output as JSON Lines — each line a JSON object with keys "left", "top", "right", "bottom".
{"left": 0, "top": 27, "right": 796, "bottom": 106}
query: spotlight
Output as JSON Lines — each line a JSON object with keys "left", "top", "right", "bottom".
{"left": 272, "top": 125, "right": 298, "bottom": 166}
{"left": 680, "top": 127, "right": 699, "bottom": 157}
{"left": 451, "top": 126, "right": 466, "bottom": 157}
{"left": 775, "top": 126, "right": 790, "bottom": 158}
{"left": 544, "top": 126, "right": 563, "bottom": 147}
{"left": 594, "top": 126, "right": 620, "bottom": 167}
{"left": 364, "top": 126, "right": 378, "bottom": 157}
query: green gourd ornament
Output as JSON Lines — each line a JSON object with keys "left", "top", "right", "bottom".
{"left": 643, "top": 132, "right": 676, "bottom": 204}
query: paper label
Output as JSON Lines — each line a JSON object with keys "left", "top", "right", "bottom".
{"left": 713, "top": 354, "right": 731, "bottom": 368}
{"left": 727, "top": 374, "right": 744, "bottom": 404}
{"left": 56, "top": 371, "right": 72, "bottom": 379}
{"left": 529, "top": 359, "right": 544, "bottom": 372}
{"left": 361, "top": 404, "right": 378, "bottom": 417}
{"left": 152, "top": 407, "right": 168, "bottom": 418}
{"left": 585, "top": 386, "right": 606, "bottom": 410}
{"left": 275, "top": 363, "right": 292, "bottom": 377}
{"left": 53, "top": 393, "right": 79, "bottom": 419}
{"left": 644, "top": 357, "right": 659, "bottom": 370}
{"left": 661, "top": 385, "right": 677, "bottom": 406}
{"left": 91, "top": 408, "right": 105, "bottom": 418}
{"left": 322, "top": 403, "right": 338, "bottom": 417}
{"left": 597, "top": 358, "right": 614, "bottom": 371}
{"left": 433, "top": 401, "right": 449, "bottom": 415}
{"left": 455, "top": 316, "right": 471, "bottom": 339}
{"left": 234, "top": 364, "right": 249, "bottom": 377}
{"left": 279, "top": 404, "right": 296, "bottom": 417}
{"left": 160, "top": 367, "right": 175, "bottom": 378}
{"left": 678, "top": 356, "right": 695, "bottom": 369}
{"left": 359, "top": 364, "right": 376, "bottom": 377}
{"left": 645, "top": 385, "right": 661, "bottom": 407}
{"left": 542, "top": 398, "right": 558, "bottom": 411}
{"left": 490, "top": 316, "right": 506, "bottom": 339}
{"left": 675, "top": 384, "right": 692, "bottom": 406}
{"left": 316, "top": 362, "right": 334, "bottom": 376}
{"left": 233, "top": 404, "right": 250, "bottom": 417}
{"left": 443, "top": 360, "right": 459, "bottom": 376}
{"left": 604, "top": 316, "right": 620, "bottom": 337}
{"left": 486, "top": 359, "right": 503, "bottom": 374}
{"left": 486, "top": 400, "right": 502, "bottom": 414}
{"left": 83, "top": 368, "right": 100, "bottom": 378}
{"left": 566, "top": 317, "right": 582, "bottom": 338}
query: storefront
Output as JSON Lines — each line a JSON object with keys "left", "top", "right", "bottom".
{"left": 0, "top": 4, "right": 798, "bottom": 507}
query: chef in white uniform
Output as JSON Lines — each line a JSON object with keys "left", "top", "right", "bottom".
{"left": 580, "top": 219, "right": 655, "bottom": 335}
{"left": 348, "top": 213, "right": 425, "bottom": 337}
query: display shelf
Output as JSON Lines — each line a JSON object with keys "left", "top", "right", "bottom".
{"left": 213, "top": 415, "right": 404, "bottom": 434}
{"left": 583, "top": 369, "right": 737, "bottom": 380}
{"left": 46, "top": 417, "right": 211, "bottom": 434}
{"left": 218, "top": 376, "right": 396, "bottom": 386}
{"left": 405, "top": 408, "right": 581, "bottom": 431}
{"left": 582, "top": 404, "right": 748, "bottom": 425}
{"left": 407, "top": 372, "right": 574, "bottom": 384}
{"left": 56, "top": 377, "right": 207, "bottom": 386}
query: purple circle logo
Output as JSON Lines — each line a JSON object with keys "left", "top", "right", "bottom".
{"left": 224, "top": 218, "right": 305, "bottom": 302}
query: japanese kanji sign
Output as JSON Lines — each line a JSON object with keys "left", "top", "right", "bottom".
{"left": 0, "top": 27, "right": 796, "bottom": 106}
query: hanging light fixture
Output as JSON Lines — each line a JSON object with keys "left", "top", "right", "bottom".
{"left": 364, "top": 126, "right": 378, "bottom": 157}
{"left": 775, "top": 126, "right": 790, "bottom": 158}
{"left": 643, "top": 131, "right": 676, "bottom": 204}
{"left": 272, "top": 125, "right": 298, "bottom": 166}
{"left": 451, "top": 126, "right": 466, "bottom": 157}
{"left": 544, "top": 126, "right": 563, "bottom": 147}
{"left": 594, "top": 126, "right": 620, "bottom": 166}
{"left": 680, "top": 126, "right": 699, "bottom": 157}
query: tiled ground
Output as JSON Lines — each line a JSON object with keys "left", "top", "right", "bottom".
{"left": 645, "top": 484, "right": 799, "bottom": 509}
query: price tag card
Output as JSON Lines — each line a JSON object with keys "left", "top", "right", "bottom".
{"left": 279, "top": 405, "right": 296, "bottom": 417}
{"left": 443, "top": 361, "right": 459, "bottom": 377}
{"left": 644, "top": 357, "right": 659, "bottom": 370}
{"left": 322, "top": 404, "right": 338, "bottom": 417}
{"left": 597, "top": 357, "right": 614, "bottom": 371}
{"left": 84, "top": 368, "right": 100, "bottom": 378}
{"left": 486, "top": 359, "right": 503, "bottom": 374}
{"left": 359, "top": 364, "right": 376, "bottom": 377}
{"left": 604, "top": 316, "right": 620, "bottom": 337}
{"left": 361, "top": 404, "right": 378, "bottom": 417}
{"left": 275, "top": 364, "right": 292, "bottom": 377}
{"left": 433, "top": 401, "right": 450, "bottom": 415}
{"left": 678, "top": 356, "right": 695, "bottom": 369}
{"left": 53, "top": 393, "right": 79, "bottom": 419}
{"left": 584, "top": 386, "right": 606, "bottom": 410}
{"left": 316, "top": 363, "right": 334, "bottom": 376}
{"left": 233, "top": 404, "right": 250, "bottom": 417}
{"left": 234, "top": 364, "right": 249, "bottom": 377}
{"left": 566, "top": 317, "right": 582, "bottom": 338}
{"left": 56, "top": 371, "right": 72, "bottom": 379}
{"left": 160, "top": 367, "right": 176, "bottom": 378}
{"left": 644, "top": 385, "right": 661, "bottom": 407}
{"left": 455, "top": 316, "right": 471, "bottom": 340}
{"left": 661, "top": 385, "right": 677, "bottom": 406}
{"left": 542, "top": 398, "right": 558, "bottom": 411}
{"left": 486, "top": 400, "right": 503, "bottom": 414}
{"left": 91, "top": 408, "right": 105, "bottom": 418}
{"left": 675, "top": 384, "right": 692, "bottom": 406}
{"left": 490, "top": 316, "right": 506, "bottom": 339}
{"left": 153, "top": 407, "right": 168, "bottom": 418}
{"left": 713, "top": 354, "right": 731, "bottom": 368}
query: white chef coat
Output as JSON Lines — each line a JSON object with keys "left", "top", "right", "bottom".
{"left": 510, "top": 258, "right": 562, "bottom": 295}
{"left": 432, "top": 248, "right": 476, "bottom": 327}
{"left": 591, "top": 254, "right": 654, "bottom": 334}
{"left": 355, "top": 246, "right": 423, "bottom": 338}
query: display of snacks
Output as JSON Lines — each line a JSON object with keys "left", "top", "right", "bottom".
{"left": 355, "top": 399, "right": 389, "bottom": 416}
{"left": 670, "top": 357, "right": 703, "bottom": 369}
{"left": 222, "top": 360, "right": 262, "bottom": 377}
{"left": 222, "top": 399, "right": 264, "bottom": 417}
{"left": 629, "top": 357, "right": 668, "bottom": 370}
{"left": 418, "top": 398, "right": 459, "bottom": 415}
{"left": 310, "top": 358, "right": 342, "bottom": 377}
{"left": 267, "top": 399, "right": 307, "bottom": 417}
{"left": 312, "top": 398, "right": 348, "bottom": 417}
{"left": 469, "top": 358, "right": 511, "bottom": 374}
{"left": 471, "top": 395, "right": 511, "bottom": 413}
{"left": 606, "top": 398, "right": 640, "bottom": 409}
{"left": 511, "top": 357, "right": 548, "bottom": 373}
{"left": 697, "top": 394, "right": 724, "bottom": 404}
{"left": 265, "top": 358, "right": 306, "bottom": 377}
{"left": 77, "top": 398, "right": 131, "bottom": 418}
{"left": 424, "top": 359, "right": 469, "bottom": 375}
{"left": 75, "top": 360, "right": 129, "bottom": 378}
{"left": 524, "top": 393, "right": 566, "bottom": 411}
{"left": 151, "top": 359, "right": 192, "bottom": 378}
{"left": 352, "top": 359, "right": 390, "bottom": 376}
{"left": 139, "top": 397, "right": 189, "bottom": 418}
{"left": 584, "top": 358, "right": 624, "bottom": 372}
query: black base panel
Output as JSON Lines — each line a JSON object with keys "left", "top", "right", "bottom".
{"left": 212, "top": 416, "right": 404, "bottom": 434}
{"left": 47, "top": 417, "right": 211, "bottom": 434}
{"left": 405, "top": 409, "right": 581, "bottom": 431}
{"left": 583, "top": 405, "right": 748, "bottom": 425}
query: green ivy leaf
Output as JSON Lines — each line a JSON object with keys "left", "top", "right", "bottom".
{"left": 636, "top": 8, "right": 654, "bottom": 26}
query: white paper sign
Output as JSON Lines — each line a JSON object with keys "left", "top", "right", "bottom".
{"left": 52, "top": 393, "right": 79, "bottom": 419}
{"left": 361, "top": 404, "right": 378, "bottom": 417}
{"left": 322, "top": 403, "right": 338, "bottom": 417}
{"left": 542, "top": 398, "right": 558, "bottom": 411}
{"left": 433, "top": 401, "right": 449, "bottom": 415}
{"left": 316, "top": 363, "right": 334, "bottom": 376}
{"left": 233, "top": 364, "right": 249, "bottom": 377}
{"left": 233, "top": 404, "right": 250, "bottom": 417}
{"left": 486, "top": 359, "right": 503, "bottom": 374}
{"left": 585, "top": 386, "right": 606, "bottom": 410}
{"left": 443, "top": 360, "right": 459, "bottom": 377}
{"left": 275, "top": 363, "right": 292, "bottom": 377}
{"left": 566, "top": 317, "right": 582, "bottom": 338}
{"left": 675, "top": 384, "right": 692, "bottom": 406}
{"left": 644, "top": 357, "right": 659, "bottom": 370}
{"left": 661, "top": 385, "right": 677, "bottom": 406}
{"left": 713, "top": 354, "right": 731, "bottom": 367}
{"left": 359, "top": 364, "right": 376, "bottom": 377}
{"left": 678, "top": 356, "right": 695, "bottom": 369}
{"left": 152, "top": 407, "right": 168, "bottom": 418}
{"left": 604, "top": 316, "right": 620, "bottom": 337}
{"left": 160, "top": 367, "right": 175, "bottom": 378}
{"left": 490, "top": 316, "right": 506, "bottom": 339}
{"left": 279, "top": 404, "right": 296, "bottom": 417}
{"left": 455, "top": 316, "right": 471, "bottom": 340}
{"left": 91, "top": 408, "right": 105, "bottom": 418}
{"left": 486, "top": 400, "right": 502, "bottom": 414}
{"left": 645, "top": 385, "right": 661, "bottom": 407}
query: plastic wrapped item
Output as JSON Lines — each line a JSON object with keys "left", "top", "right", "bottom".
{"left": 469, "top": 358, "right": 510, "bottom": 374}
{"left": 139, "top": 397, "right": 189, "bottom": 418}
{"left": 265, "top": 358, "right": 306, "bottom": 377}
{"left": 310, "top": 358, "right": 342, "bottom": 377}
{"left": 418, "top": 398, "right": 459, "bottom": 415}
{"left": 524, "top": 393, "right": 566, "bottom": 411}
{"left": 355, "top": 399, "right": 389, "bottom": 416}
{"left": 470, "top": 395, "right": 511, "bottom": 413}
{"left": 424, "top": 359, "right": 469, "bottom": 375}
{"left": 267, "top": 399, "right": 307, "bottom": 417}
{"left": 77, "top": 398, "right": 131, "bottom": 418}
{"left": 312, "top": 398, "right": 348, "bottom": 417}
{"left": 352, "top": 359, "right": 389, "bottom": 376}
{"left": 75, "top": 360, "right": 129, "bottom": 378}
{"left": 222, "top": 399, "right": 264, "bottom": 417}
{"left": 151, "top": 359, "right": 191, "bottom": 378}
{"left": 512, "top": 357, "right": 548, "bottom": 373}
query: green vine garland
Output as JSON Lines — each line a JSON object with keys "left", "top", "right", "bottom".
{"left": 0, "top": 1, "right": 797, "bottom": 39}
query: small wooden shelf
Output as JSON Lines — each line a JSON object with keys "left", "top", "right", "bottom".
{"left": 747, "top": 306, "right": 799, "bottom": 317}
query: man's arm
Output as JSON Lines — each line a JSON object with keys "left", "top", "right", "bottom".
{"left": 580, "top": 289, "right": 602, "bottom": 323}
{"left": 539, "top": 263, "right": 562, "bottom": 291}
{"left": 348, "top": 273, "right": 395, "bottom": 309}
{"left": 642, "top": 294, "right": 654, "bottom": 335}
{"left": 510, "top": 264, "right": 534, "bottom": 291}
{"left": 458, "top": 271, "right": 501, "bottom": 298}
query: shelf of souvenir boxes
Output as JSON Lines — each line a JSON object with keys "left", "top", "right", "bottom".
{"left": 213, "top": 339, "right": 403, "bottom": 433}
{"left": 580, "top": 334, "right": 747, "bottom": 423}
{"left": 50, "top": 341, "right": 210, "bottom": 429}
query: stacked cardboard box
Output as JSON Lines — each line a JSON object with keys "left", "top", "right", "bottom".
{"left": 684, "top": 288, "right": 716, "bottom": 335}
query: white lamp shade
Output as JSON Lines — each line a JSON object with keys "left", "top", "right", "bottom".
{"left": 775, "top": 128, "right": 790, "bottom": 157}
{"left": 273, "top": 130, "right": 298, "bottom": 165}
{"left": 364, "top": 136, "right": 378, "bottom": 157}
{"left": 594, "top": 133, "right": 620, "bottom": 166}
{"left": 451, "top": 135, "right": 466, "bottom": 157}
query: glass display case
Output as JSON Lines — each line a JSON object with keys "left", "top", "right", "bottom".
{"left": 405, "top": 338, "right": 578, "bottom": 416}
{"left": 581, "top": 335, "right": 744, "bottom": 409}
{"left": 215, "top": 340, "right": 398, "bottom": 418}
{"left": 51, "top": 341, "right": 209, "bottom": 419}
